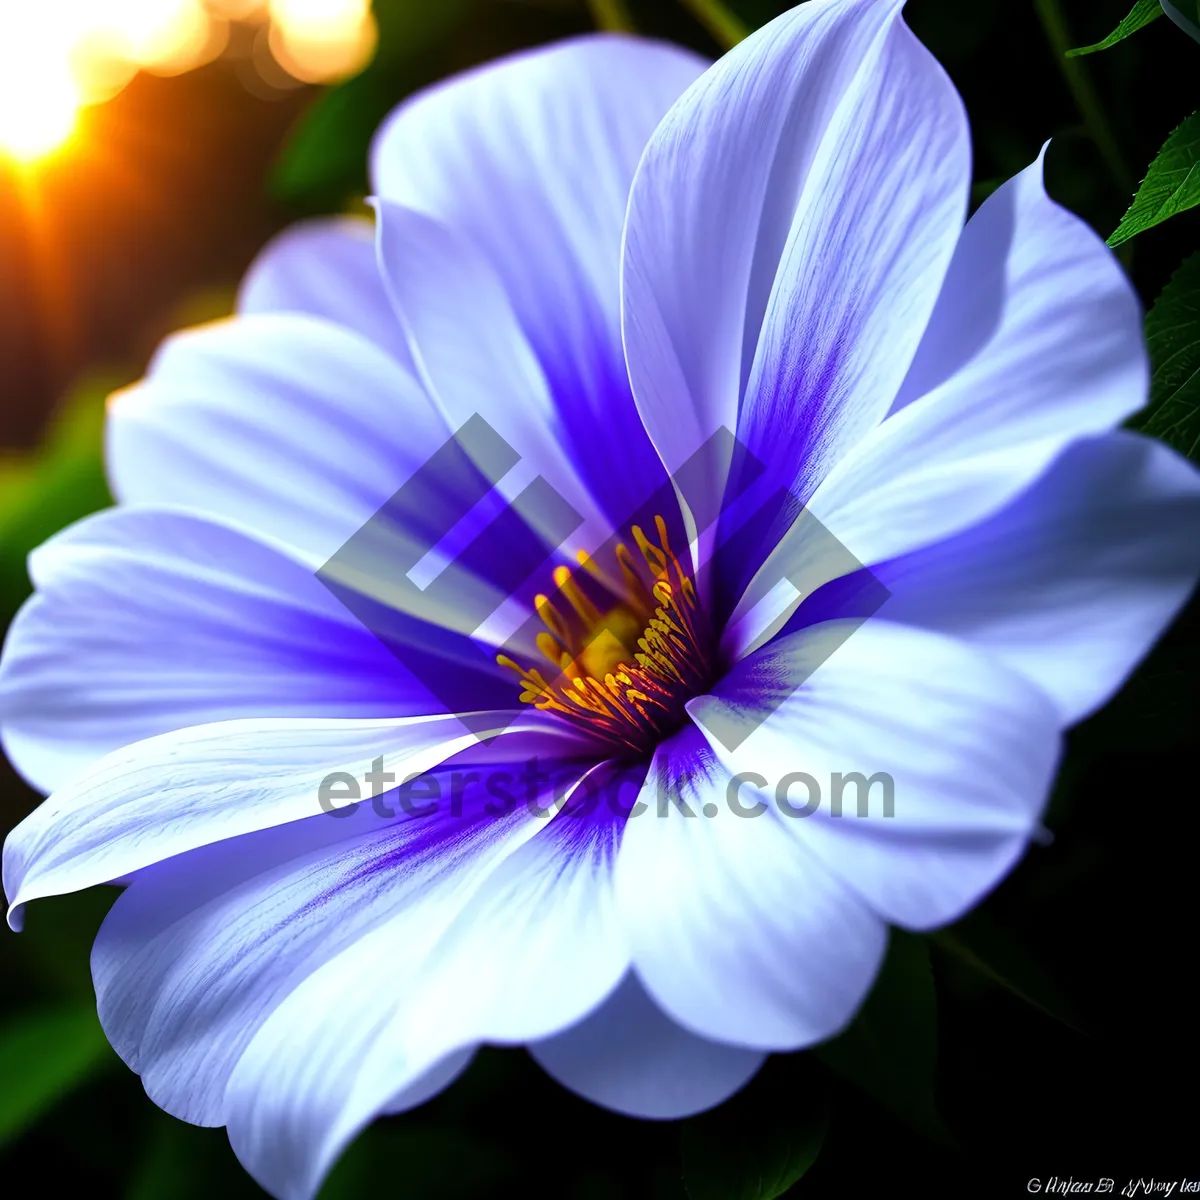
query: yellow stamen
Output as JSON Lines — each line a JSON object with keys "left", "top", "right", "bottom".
{"left": 553, "top": 564, "right": 603, "bottom": 625}
{"left": 497, "top": 515, "right": 713, "bottom": 755}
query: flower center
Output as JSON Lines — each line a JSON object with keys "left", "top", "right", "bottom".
{"left": 498, "top": 515, "right": 714, "bottom": 757}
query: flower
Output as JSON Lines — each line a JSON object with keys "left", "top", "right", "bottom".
{"left": 4, "top": 0, "right": 1200, "bottom": 1196}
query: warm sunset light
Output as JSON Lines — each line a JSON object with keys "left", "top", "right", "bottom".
{"left": 267, "top": 0, "right": 376, "bottom": 83}
{"left": 102, "top": 0, "right": 227, "bottom": 76}
{"left": 0, "top": 12, "right": 78, "bottom": 164}
{"left": 0, "top": 63, "right": 80, "bottom": 165}
{"left": 0, "top": 0, "right": 374, "bottom": 165}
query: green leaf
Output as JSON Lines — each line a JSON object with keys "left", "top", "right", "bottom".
{"left": 270, "top": 0, "right": 479, "bottom": 212}
{"left": 269, "top": 63, "right": 396, "bottom": 212}
{"left": 0, "top": 1005, "right": 114, "bottom": 1146}
{"left": 1137, "top": 252, "right": 1200, "bottom": 461}
{"left": 0, "top": 373, "right": 116, "bottom": 626}
{"left": 681, "top": 1058, "right": 828, "bottom": 1200}
{"left": 1108, "top": 112, "right": 1200, "bottom": 246}
{"left": 931, "top": 913, "right": 1085, "bottom": 1034}
{"left": 814, "top": 930, "right": 948, "bottom": 1144}
{"left": 1066, "top": 0, "right": 1162, "bottom": 56}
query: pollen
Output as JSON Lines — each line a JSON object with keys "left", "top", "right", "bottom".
{"left": 498, "top": 515, "right": 714, "bottom": 756}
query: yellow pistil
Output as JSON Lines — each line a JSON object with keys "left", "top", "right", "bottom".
{"left": 498, "top": 515, "right": 712, "bottom": 755}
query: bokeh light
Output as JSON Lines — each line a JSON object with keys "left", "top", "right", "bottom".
{"left": 0, "top": 0, "right": 374, "bottom": 165}
{"left": 102, "top": 0, "right": 228, "bottom": 77}
{"left": 0, "top": 39, "right": 80, "bottom": 163}
{"left": 267, "top": 0, "right": 377, "bottom": 85}
{"left": 0, "top": 11, "right": 83, "bottom": 164}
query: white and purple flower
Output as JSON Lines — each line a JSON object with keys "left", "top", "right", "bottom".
{"left": 4, "top": 0, "right": 1200, "bottom": 1196}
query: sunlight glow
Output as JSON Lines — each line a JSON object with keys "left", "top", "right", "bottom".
{"left": 104, "top": 0, "right": 226, "bottom": 76}
{"left": 268, "top": 0, "right": 376, "bottom": 83}
{"left": 0, "top": 0, "right": 374, "bottom": 165}
{"left": 0, "top": 62, "right": 80, "bottom": 164}
{"left": 0, "top": 11, "right": 83, "bottom": 164}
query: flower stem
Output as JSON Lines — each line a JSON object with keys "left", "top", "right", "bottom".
{"left": 1032, "top": 0, "right": 1134, "bottom": 199}
{"left": 677, "top": 0, "right": 748, "bottom": 49}
{"left": 587, "top": 0, "right": 636, "bottom": 33}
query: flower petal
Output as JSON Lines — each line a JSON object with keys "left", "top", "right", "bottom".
{"left": 726, "top": 150, "right": 1148, "bottom": 653}
{"left": 688, "top": 620, "right": 1062, "bottom": 930}
{"left": 528, "top": 972, "right": 765, "bottom": 1119}
{"left": 373, "top": 201, "right": 612, "bottom": 546}
{"left": 90, "top": 746, "right": 608, "bottom": 1136}
{"left": 872, "top": 432, "right": 1200, "bottom": 723}
{"left": 613, "top": 724, "right": 887, "bottom": 1051}
{"left": 381, "top": 1049, "right": 476, "bottom": 1115}
{"left": 3, "top": 710, "right": 588, "bottom": 928}
{"left": 105, "top": 311, "right": 563, "bottom": 670}
{"left": 92, "top": 811, "right": 407, "bottom": 1126}
{"left": 222, "top": 773, "right": 627, "bottom": 1200}
{"left": 0, "top": 507, "right": 431, "bottom": 793}
{"left": 622, "top": 0, "right": 968, "bottom": 512}
{"left": 107, "top": 312, "right": 448, "bottom": 563}
{"left": 740, "top": 149, "right": 1147, "bottom": 645}
{"left": 370, "top": 35, "right": 705, "bottom": 526}
{"left": 237, "top": 216, "right": 414, "bottom": 370}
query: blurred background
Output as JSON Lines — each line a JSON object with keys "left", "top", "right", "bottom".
{"left": 1, "top": 2, "right": 1198, "bottom": 1197}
